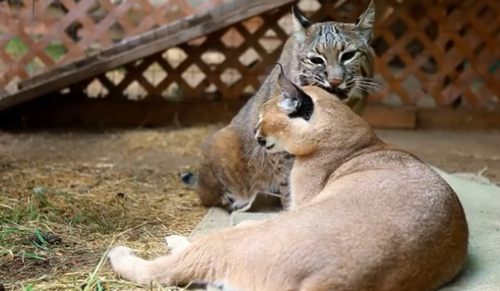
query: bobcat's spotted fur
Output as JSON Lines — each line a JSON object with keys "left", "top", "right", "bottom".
{"left": 108, "top": 69, "right": 468, "bottom": 291}
{"left": 182, "top": 1, "right": 377, "bottom": 211}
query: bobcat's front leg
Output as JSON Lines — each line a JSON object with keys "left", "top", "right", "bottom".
{"left": 275, "top": 153, "right": 294, "bottom": 211}
{"left": 278, "top": 184, "right": 291, "bottom": 211}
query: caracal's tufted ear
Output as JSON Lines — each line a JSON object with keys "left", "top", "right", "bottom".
{"left": 354, "top": 0, "right": 375, "bottom": 43}
{"left": 276, "top": 63, "right": 304, "bottom": 112}
{"left": 291, "top": 5, "right": 314, "bottom": 43}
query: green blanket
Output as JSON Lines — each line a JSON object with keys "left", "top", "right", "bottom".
{"left": 432, "top": 167, "right": 500, "bottom": 291}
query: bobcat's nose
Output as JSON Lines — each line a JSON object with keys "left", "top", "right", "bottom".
{"left": 256, "top": 136, "right": 266, "bottom": 147}
{"left": 329, "top": 78, "right": 342, "bottom": 87}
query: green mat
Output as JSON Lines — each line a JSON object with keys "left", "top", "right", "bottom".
{"left": 431, "top": 167, "right": 500, "bottom": 291}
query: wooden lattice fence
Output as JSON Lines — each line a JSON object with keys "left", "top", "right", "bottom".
{"left": 0, "top": 0, "right": 499, "bottom": 129}
{"left": 0, "top": 0, "right": 223, "bottom": 92}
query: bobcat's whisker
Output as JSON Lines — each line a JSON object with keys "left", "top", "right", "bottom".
{"left": 299, "top": 74, "right": 322, "bottom": 86}
{"left": 356, "top": 84, "right": 384, "bottom": 92}
{"left": 355, "top": 81, "right": 383, "bottom": 89}
{"left": 246, "top": 146, "right": 258, "bottom": 165}
{"left": 356, "top": 84, "right": 384, "bottom": 93}
{"left": 260, "top": 191, "right": 285, "bottom": 199}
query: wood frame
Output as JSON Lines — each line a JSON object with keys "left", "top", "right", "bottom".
{"left": 0, "top": 0, "right": 498, "bottom": 130}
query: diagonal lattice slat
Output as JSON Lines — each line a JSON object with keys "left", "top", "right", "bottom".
{"left": 1, "top": 0, "right": 499, "bottom": 110}
{"left": 0, "top": 0, "right": 223, "bottom": 92}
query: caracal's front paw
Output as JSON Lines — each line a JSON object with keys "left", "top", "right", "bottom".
{"left": 108, "top": 246, "right": 136, "bottom": 260}
{"left": 165, "top": 235, "right": 191, "bottom": 253}
{"left": 107, "top": 246, "right": 138, "bottom": 270}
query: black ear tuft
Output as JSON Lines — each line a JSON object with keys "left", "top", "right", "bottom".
{"left": 275, "top": 63, "right": 314, "bottom": 121}
{"left": 181, "top": 172, "right": 198, "bottom": 188}
{"left": 292, "top": 5, "right": 314, "bottom": 29}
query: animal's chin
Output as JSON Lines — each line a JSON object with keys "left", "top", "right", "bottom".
{"left": 256, "top": 136, "right": 284, "bottom": 153}
{"left": 318, "top": 84, "right": 350, "bottom": 100}
{"left": 264, "top": 143, "right": 283, "bottom": 154}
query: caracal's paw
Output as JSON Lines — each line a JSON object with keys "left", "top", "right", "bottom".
{"left": 107, "top": 246, "right": 138, "bottom": 270}
{"left": 108, "top": 246, "right": 136, "bottom": 260}
{"left": 107, "top": 246, "right": 144, "bottom": 284}
{"left": 165, "top": 235, "right": 191, "bottom": 253}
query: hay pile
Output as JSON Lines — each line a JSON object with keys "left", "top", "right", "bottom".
{"left": 0, "top": 125, "right": 223, "bottom": 290}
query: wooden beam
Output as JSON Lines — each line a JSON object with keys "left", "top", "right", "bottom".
{"left": 1, "top": 96, "right": 499, "bottom": 130}
{"left": 362, "top": 105, "right": 416, "bottom": 129}
{"left": 416, "top": 107, "right": 500, "bottom": 130}
{"left": 0, "top": 0, "right": 296, "bottom": 111}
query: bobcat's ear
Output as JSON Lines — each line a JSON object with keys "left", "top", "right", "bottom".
{"left": 276, "top": 64, "right": 305, "bottom": 112}
{"left": 291, "top": 6, "right": 314, "bottom": 43}
{"left": 354, "top": 0, "right": 375, "bottom": 43}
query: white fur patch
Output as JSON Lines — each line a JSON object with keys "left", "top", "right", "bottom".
{"left": 108, "top": 246, "right": 136, "bottom": 260}
{"left": 278, "top": 98, "right": 298, "bottom": 111}
{"left": 164, "top": 235, "right": 192, "bottom": 253}
{"left": 264, "top": 136, "right": 285, "bottom": 153}
{"left": 107, "top": 246, "right": 150, "bottom": 284}
{"left": 107, "top": 246, "right": 139, "bottom": 276}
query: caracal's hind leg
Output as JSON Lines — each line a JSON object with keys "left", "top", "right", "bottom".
{"left": 165, "top": 235, "right": 192, "bottom": 254}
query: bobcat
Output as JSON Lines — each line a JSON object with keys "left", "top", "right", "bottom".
{"left": 181, "top": 1, "right": 378, "bottom": 212}
{"left": 108, "top": 67, "right": 468, "bottom": 291}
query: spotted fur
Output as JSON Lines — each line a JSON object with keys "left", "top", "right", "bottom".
{"left": 182, "top": 1, "right": 378, "bottom": 211}
{"left": 294, "top": 2, "right": 377, "bottom": 114}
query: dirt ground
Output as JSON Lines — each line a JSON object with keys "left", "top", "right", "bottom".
{"left": 0, "top": 125, "right": 221, "bottom": 291}
{"left": 0, "top": 125, "right": 499, "bottom": 290}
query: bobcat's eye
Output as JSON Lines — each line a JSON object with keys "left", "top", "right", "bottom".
{"left": 309, "top": 57, "right": 324, "bottom": 65}
{"left": 340, "top": 51, "right": 357, "bottom": 62}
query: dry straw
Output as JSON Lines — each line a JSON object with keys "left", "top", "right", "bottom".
{"left": 0, "top": 126, "right": 222, "bottom": 290}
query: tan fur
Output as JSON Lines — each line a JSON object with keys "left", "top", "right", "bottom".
{"left": 108, "top": 73, "right": 468, "bottom": 291}
{"left": 182, "top": 1, "right": 378, "bottom": 212}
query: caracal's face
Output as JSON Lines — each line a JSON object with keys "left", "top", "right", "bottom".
{"left": 253, "top": 67, "right": 339, "bottom": 157}
{"left": 254, "top": 94, "right": 292, "bottom": 154}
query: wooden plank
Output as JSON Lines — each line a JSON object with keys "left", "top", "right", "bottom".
{"left": 416, "top": 107, "right": 500, "bottom": 130}
{"left": 0, "top": 97, "right": 247, "bottom": 129}
{"left": 362, "top": 104, "right": 417, "bottom": 129}
{"left": 2, "top": 95, "right": 498, "bottom": 130}
{"left": 0, "top": 0, "right": 296, "bottom": 111}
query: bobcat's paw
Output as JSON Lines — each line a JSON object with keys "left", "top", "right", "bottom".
{"left": 165, "top": 235, "right": 191, "bottom": 253}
